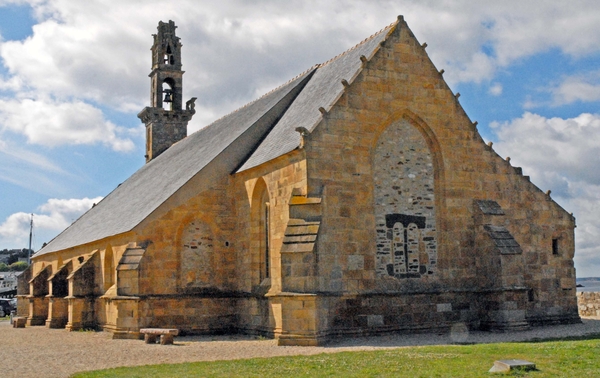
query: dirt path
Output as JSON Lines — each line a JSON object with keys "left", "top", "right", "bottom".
{"left": 2, "top": 318, "right": 600, "bottom": 378}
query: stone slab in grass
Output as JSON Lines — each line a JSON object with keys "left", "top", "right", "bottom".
{"left": 489, "top": 359, "right": 536, "bottom": 373}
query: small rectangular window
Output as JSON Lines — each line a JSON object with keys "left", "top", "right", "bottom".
{"left": 552, "top": 238, "right": 559, "bottom": 255}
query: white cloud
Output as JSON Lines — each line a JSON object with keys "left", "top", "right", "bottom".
{"left": 0, "top": 6, "right": 148, "bottom": 111}
{"left": 1, "top": 0, "right": 599, "bottom": 125}
{"left": 391, "top": 1, "right": 600, "bottom": 85}
{"left": 0, "top": 99, "right": 134, "bottom": 151}
{"left": 38, "top": 197, "right": 101, "bottom": 224}
{"left": 0, "top": 138, "right": 78, "bottom": 195}
{"left": 491, "top": 112, "right": 600, "bottom": 189}
{"left": 0, "top": 137, "right": 64, "bottom": 173}
{"left": 491, "top": 112, "right": 600, "bottom": 277}
{"left": 0, "top": 196, "right": 102, "bottom": 249}
{"left": 489, "top": 82, "right": 503, "bottom": 96}
{"left": 0, "top": 0, "right": 598, "bottom": 153}
{"left": 550, "top": 71, "right": 600, "bottom": 106}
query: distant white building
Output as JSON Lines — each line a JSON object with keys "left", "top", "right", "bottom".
{"left": 0, "top": 273, "right": 18, "bottom": 294}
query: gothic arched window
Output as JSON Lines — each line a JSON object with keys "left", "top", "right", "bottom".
{"left": 251, "top": 178, "right": 271, "bottom": 283}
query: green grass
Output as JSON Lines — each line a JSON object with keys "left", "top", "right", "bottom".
{"left": 72, "top": 336, "right": 600, "bottom": 377}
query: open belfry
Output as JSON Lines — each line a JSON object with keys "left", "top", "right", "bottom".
{"left": 18, "top": 17, "right": 580, "bottom": 346}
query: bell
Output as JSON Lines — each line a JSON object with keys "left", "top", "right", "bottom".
{"left": 163, "top": 90, "right": 173, "bottom": 103}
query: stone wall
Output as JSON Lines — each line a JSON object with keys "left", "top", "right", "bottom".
{"left": 236, "top": 153, "right": 309, "bottom": 295}
{"left": 135, "top": 174, "right": 237, "bottom": 296}
{"left": 325, "top": 291, "right": 481, "bottom": 337}
{"left": 303, "top": 16, "right": 578, "bottom": 335}
{"left": 373, "top": 118, "right": 437, "bottom": 279}
{"left": 577, "top": 292, "right": 600, "bottom": 317}
{"left": 138, "top": 296, "right": 239, "bottom": 334}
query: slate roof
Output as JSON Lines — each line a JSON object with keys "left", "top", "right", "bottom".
{"left": 476, "top": 200, "right": 506, "bottom": 216}
{"left": 484, "top": 225, "right": 523, "bottom": 255}
{"left": 239, "top": 23, "right": 395, "bottom": 171}
{"left": 34, "top": 19, "right": 399, "bottom": 257}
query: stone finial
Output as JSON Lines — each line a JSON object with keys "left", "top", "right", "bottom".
{"left": 422, "top": 42, "right": 428, "bottom": 48}
{"left": 439, "top": 69, "right": 445, "bottom": 75}
{"left": 397, "top": 15, "right": 404, "bottom": 22}
{"left": 506, "top": 157, "right": 511, "bottom": 163}
{"left": 295, "top": 126, "right": 310, "bottom": 136}
{"left": 185, "top": 97, "right": 197, "bottom": 111}
{"left": 295, "top": 127, "right": 310, "bottom": 149}
{"left": 455, "top": 92, "right": 461, "bottom": 99}
{"left": 360, "top": 55, "right": 368, "bottom": 64}
{"left": 318, "top": 107, "right": 327, "bottom": 115}
{"left": 473, "top": 121, "right": 478, "bottom": 127}
{"left": 341, "top": 79, "right": 350, "bottom": 88}
{"left": 546, "top": 190, "right": 551, "bottom": 196}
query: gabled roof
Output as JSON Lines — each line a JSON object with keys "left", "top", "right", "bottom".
{"left": 239, "top": 22, "right": 396, "bottom": 171}
{"left": 34, "top": 19, "right": 399, "bottom": 257}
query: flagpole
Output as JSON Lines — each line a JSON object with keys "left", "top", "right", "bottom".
{"left": 27, "top": 214, "right": 33, "bottom": 265}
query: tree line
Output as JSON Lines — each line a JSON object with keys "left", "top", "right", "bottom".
{"left": 0, "top": 249, "right": 30, "bottom": 271}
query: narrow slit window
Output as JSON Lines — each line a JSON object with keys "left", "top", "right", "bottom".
{"left": 264, "top": 203, "right": 270, "bottom": 279}
{"left": 552, "top": 238, "right": 559, "bottom": 255}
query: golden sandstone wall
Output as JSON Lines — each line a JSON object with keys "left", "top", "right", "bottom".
{"left": 22, "top": 149, "right": 309, "bottom": 337}
{"left": 121, "top": 152, "right": 308, "bottom": 336}
{"left": 22, "top": 235, "right": 131, "bottom": 330}
{"left": 303, "top": 19, "right": 578, "bottom": 336}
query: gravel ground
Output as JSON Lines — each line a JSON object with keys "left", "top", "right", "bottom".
{"left": 2, "top": 317, "right": 600, "bottom": 378}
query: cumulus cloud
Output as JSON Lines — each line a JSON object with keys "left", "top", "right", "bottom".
{"left": 1, "top": 0, "right": 599, "bottom": 127}
{"left": 396, "top": 0, "right": 600, "bottom": 85}
{"left": 0, "top": 99, "right": 134, "bottom": 151}
{"left": 491, "top": 112, "right": 600, "bottom": 277}
{"left": 0, "top": 5, "right": 148, "bottom": 111}
{"left": 0, "top": 196, "right": 102, "bottom": 248}
{"left": 0, "top": 0, "right": 599, "bottom": 149}
{"left": 491, "top": 112, "right": 600, "bottom": 190}
{"left": 550, "top": 71, "right": 600, "bottom": 106}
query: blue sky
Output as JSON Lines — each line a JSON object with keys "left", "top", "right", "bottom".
{"left": 0, "top": 1, "right": 599, "bottom": 277}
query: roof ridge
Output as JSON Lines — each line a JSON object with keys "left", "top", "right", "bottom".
{"left": 199, "top": 65, "right": 318, "bottom": 131}
{"left": 317, "top": 20, "right": 398, "bottom": 68}
{"left": 195, "top": 20, "right": 398, "bottom": 134}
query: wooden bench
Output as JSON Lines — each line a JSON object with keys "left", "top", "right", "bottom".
{"left": 12, "top": 317, "right": 26, "bottom": 328}
{"left": 139, "top": 328, "right": 179, "bottom": 345}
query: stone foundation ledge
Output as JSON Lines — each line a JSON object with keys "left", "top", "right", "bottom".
{"left": 526, "top": 313, "right": 581, "bottom": 327}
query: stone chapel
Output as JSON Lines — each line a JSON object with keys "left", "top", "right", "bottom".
{"left": 17, "top": 17, "right": 580, "bottom": 346}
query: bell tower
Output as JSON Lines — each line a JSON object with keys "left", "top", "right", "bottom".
{"left": 138, "top": 20, "right": 196, "bottom": 162}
